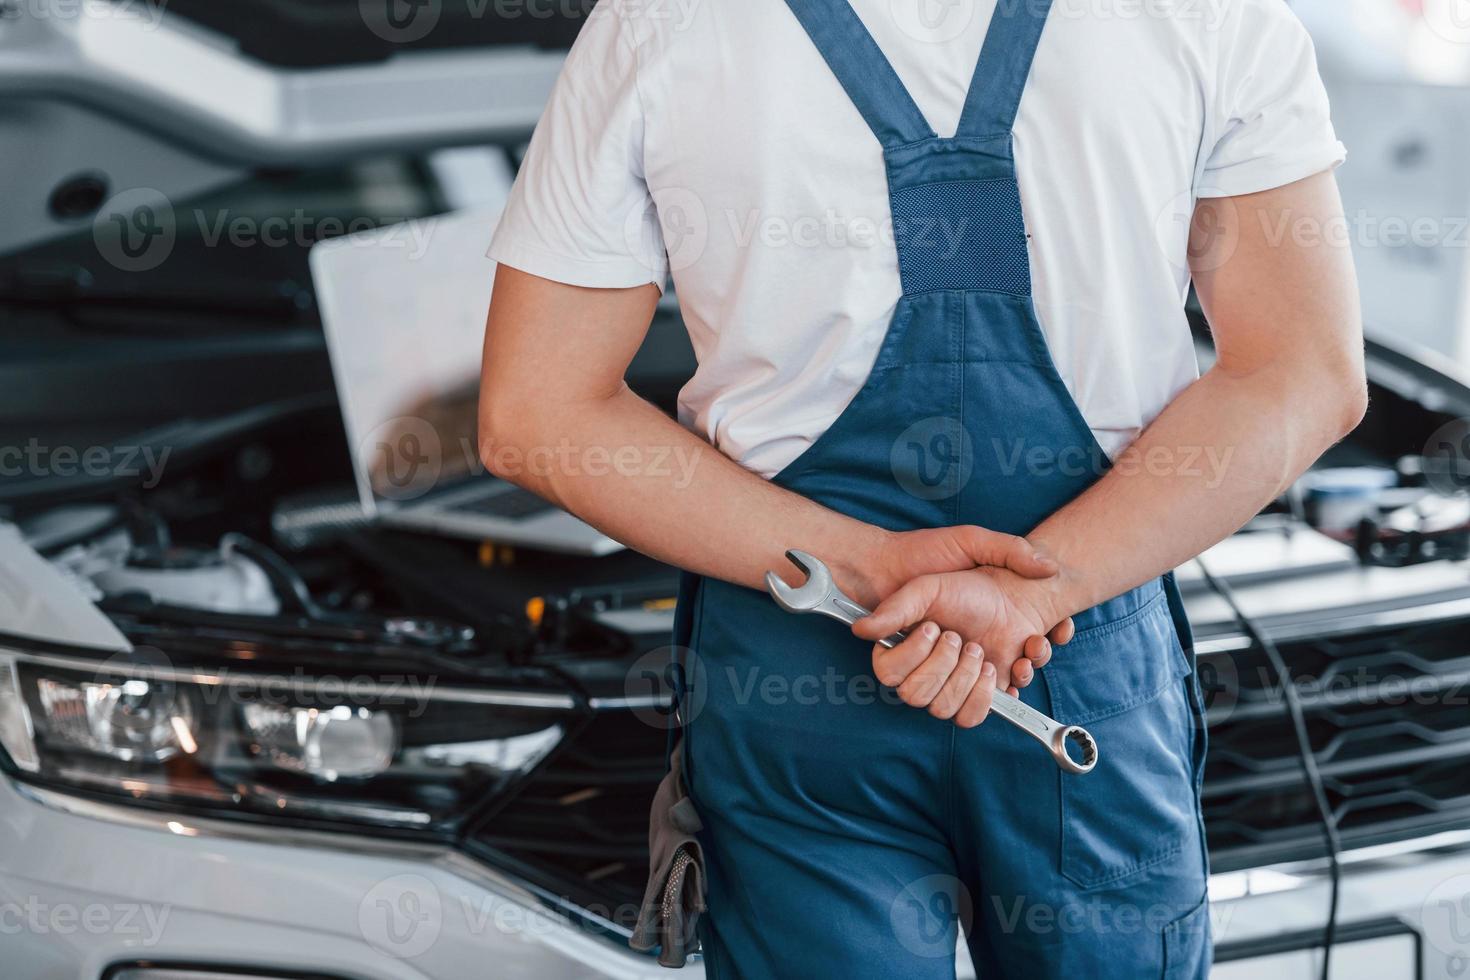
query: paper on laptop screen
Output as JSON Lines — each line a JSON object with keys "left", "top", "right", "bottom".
{"left": 311, "top": 205, "right": 506, "bottom": 511}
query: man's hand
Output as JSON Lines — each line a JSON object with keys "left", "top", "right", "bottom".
{"left": 828, "top": 525, "right": 1074, "bottom": 693}
{"left": 852, "top": 567, "right": 1064, "bottom": 726}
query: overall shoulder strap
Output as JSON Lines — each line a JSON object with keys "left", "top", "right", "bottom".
{"left": 782, "top": 0, "right": 935, "bottom": 148}
{"left": 955, "top": 0, "right": 1055, "bottom": 138}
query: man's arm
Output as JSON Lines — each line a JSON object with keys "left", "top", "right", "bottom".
{"left": 478, "top": 267, "right": 1063, "bottom": 696}
{"left": 1032, "top": 170, "right": 1366, "bottom": 614}
{"left": 858, "top": 170, "right": 1366, "bottom": 710}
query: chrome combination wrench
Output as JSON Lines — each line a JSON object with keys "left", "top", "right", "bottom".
{"left": 764, "top": 549, "right": 1098, "bottom": 775}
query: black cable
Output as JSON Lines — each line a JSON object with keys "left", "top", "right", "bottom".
{"left": 1194, "top": 557, "right": 1341, "bottom": 980}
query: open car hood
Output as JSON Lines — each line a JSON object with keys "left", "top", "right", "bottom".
{"left": 0, "top": 0, "right": 586, "bottom": 255}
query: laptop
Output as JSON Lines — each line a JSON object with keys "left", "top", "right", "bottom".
{"left": 309, "top": 206, "right": 625, "bottom": 556}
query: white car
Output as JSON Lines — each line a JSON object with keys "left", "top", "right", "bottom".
{"left": 3, "top": 2, "right": 1470, "bottom": 978}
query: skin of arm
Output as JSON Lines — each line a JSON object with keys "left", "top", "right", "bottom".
{"left": 854, "top": 170, "right": 1368, "bottom": 725}
{"left": 478, "top": 268, "right": 1067, "bottom": 705}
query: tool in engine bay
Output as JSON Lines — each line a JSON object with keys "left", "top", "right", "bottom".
{"left": 31, "top": 505, "right": 477, "bottom": 653}
{"left": 1299, "top": 463, "right": 1470, "bottom": 567}
{"left": 765, "top": 549, "right": 1098, "bottom": 775}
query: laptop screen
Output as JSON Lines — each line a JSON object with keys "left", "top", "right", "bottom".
{"left": 310, "top": 204, "right": 505, "bottom": 514}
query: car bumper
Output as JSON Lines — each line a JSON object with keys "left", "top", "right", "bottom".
{"left": 5, "top": 774, "right": 1470, "bottom": 979}
{"left": 0, "top": 777, "right": 682, "bottom": 980}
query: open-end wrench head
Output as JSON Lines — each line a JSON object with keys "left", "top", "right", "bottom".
{"left": 764, "top": 549, "right": 834, "bottom": 613}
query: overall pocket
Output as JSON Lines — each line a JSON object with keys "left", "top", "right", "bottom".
{"left": 1042, "top": 588, "right": 1199, "bottom": 890}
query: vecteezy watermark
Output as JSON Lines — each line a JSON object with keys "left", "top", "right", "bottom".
{"left": 623, "top": 660, "right": 943, "bottom": 726}
{"left": 1049, "top": 0, "right": 1229, "bottom": 32}
{"left": 727, "top": 207, "right": 902, "bottom": 252}
{"left": 359, "top": 874, "right": 443, "bottom": 959}
{"left": 892, "top": 421, "right": 1238, "bottom": 501}
{"left": 1160, "top": 195, "right": 1470, "bottom": 275}
{"left": 989, "top": 893, "right": 1228, "bottom": 939}
{"left": 1423, "top": 417, "right": 1470, "bottom": 496}
{"left": 1239, "top": 663, "right": 1470, "bottom": 712}
{"left": 892, "top": 417, "right": 975, "bottom": 502}
{"left": 357, "top": 875, "right": 649, "bottom": 956}
{"left": 360, "top": 0, "right": 443, "bottom": 43}
{"left": 622, "top": 191, "right": 977, "bottom": 275}
{"left": 1422, "top": 0, "right": 1470, "bottom": 45}
{"left": 93, "top": 647, "right": 442, "bottom": 720}
{"left": 719, "top": 664, "right": 921, "bottom": 710}
{"left": 891, "top": 0, "right": 1233, "bottom": 43}
{"left": 993, "top": 439, "right": 1236, "bottom": 488}
{"left": 891, "top": 874, "right": 973, "bottom": 959}
{"left": 624, "top": 186, "right": 709, "bottom": 275}
{"left": 364, "top": 416, "right": 446, "bottom": 502}
{"left": 194, "top": 210, "right": 436, "bottom": 258}
{"left": 362, "top": 416, "right": 705, "bottom": 503}
{"left": 91, "top": 187, "right": 439, "bottom": 273}
{"left": 0, "top": 897, "right": 171, "bottom": 945}
{"left": 1421, "top": 874, "right": 1470, "bottom": 964}
{"left": 1155, "top": 187, "right": 1240, "bottom": 275}
{"left": 93, "top": 187, "right": 177, "bottom": 273}
{"left": 358, "top": 0, "right": 702, "bottom": 45}
{"left": 2, "top": 0, "right": 170, "bottom": 28}
{"left": 889, "top": 0, "right": 978, "bottom": 43}
{"left": 482, "top": 439, "right": 703, "bottom": 488}
{"left": 0, "top": 439, "right": 171, "bottom": 488}
{"left": 1192, "top": 649, "right": 1238, "bottom": 725}
{"left": 358, "top": 0, "right": 703, "bottom": 46}
{"left": 624, "top": 646, "right": 705, "bottom": 729}
{"left": 1260, "top": 209, "right": 1470, "bottom": 253}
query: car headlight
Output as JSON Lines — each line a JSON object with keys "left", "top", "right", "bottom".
{"left": 0, "top": 646, "right": 584, "bottom": 831}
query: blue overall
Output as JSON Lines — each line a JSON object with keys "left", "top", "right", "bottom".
{"left": 674, "top": 1, "right": 1212, "bottom": 976}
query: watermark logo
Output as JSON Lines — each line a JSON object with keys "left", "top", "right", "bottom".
{"left": 0, "top": 0, "right": 170, "bottom": 29}
{"left": 362, "top": 415, "right": 444, "bottom": 502}
{"left": 625, "top": 186, "right": 709, "bottom": 275}
{"left": 1423, "top": 0, "right": 1470, "bottom": 45}
{"left": 624, "top": 646, "right": 706, "bottom": 729}
{"left": 359, "top": 874, "right": 443, "bottom": 958}
{"left": 1423, "top": 417, "right": 1470, "bottom": 496}
{"left": 0, "top": 438, "right": 170, "bottom": 488}
{"left": 890, "top": 874, "right": 972, "bottom": 958}
{"left": 1154, "top": 187, "right": 1237, "bottom": 275}
{"left": 0, "top": 897, "right": 170, "bottom": 945}
{"left": 890, "top": 0, "right": 976, "bottom": 43}
{"left": 1422, "top": 874, "right": 1470, "bottom": 964}
{"left": 892, "top": 417, "right": 974, "bottom": 501}
{"left": 361, "top": 0, "right": 442, "bottom": 43}
{"left": 1193, "top": 649, "right": 1238, "bottom": 726}
{"left": 93, "top": 187, "right": 175, "bottom": 273}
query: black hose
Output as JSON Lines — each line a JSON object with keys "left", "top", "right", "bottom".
{"left": 1195, "top": 557, "right": 1341, "bottom": 980}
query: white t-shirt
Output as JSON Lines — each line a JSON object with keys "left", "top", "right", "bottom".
{"left": 488, "top": 0, "right": 1346, "bottom": 478}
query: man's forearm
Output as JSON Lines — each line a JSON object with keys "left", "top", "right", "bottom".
{"left": 1026, "top": 359, "right": 1364, "bottom": 623}
{"left": 481, "top": 381, "right": 892, "bottom": 602}
{"left": 1023, "top": 173, "right": 1367, "bottom": 625}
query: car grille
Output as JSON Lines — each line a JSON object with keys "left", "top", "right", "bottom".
{"left": 1201, "top": 615, "right": 1470, "bottom": 872}
{"left": 469, "top": 613, "right": 1470, "bottom": 914}
{"left": 468, "top": 708, "right": 660, "bottom": 914}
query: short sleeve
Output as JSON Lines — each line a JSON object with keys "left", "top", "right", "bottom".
{"left": 487, "top": 6, "right": 667, "bottom": 289}
{"left": 1198, "top": 0, "right": 1346, "bottom": 198}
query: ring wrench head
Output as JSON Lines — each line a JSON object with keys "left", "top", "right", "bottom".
{"left": 1054, "top": 725, "right": 1099, "bottom": 775}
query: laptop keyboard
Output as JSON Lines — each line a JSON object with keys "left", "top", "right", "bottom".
{"left": 453, "top": 486, "right": 559, "bottom": 521}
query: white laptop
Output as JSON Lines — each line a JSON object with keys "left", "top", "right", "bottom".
{"left": 309, "top": 206, "right": 624, "bottom": 556}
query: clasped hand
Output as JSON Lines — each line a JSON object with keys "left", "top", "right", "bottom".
{"left": 845, "top": 526, "right": 1073, "bottom": 728}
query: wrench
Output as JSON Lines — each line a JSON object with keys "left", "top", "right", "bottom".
{"left": 764, "top": 549, "right": 1098, "bottom": 775}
